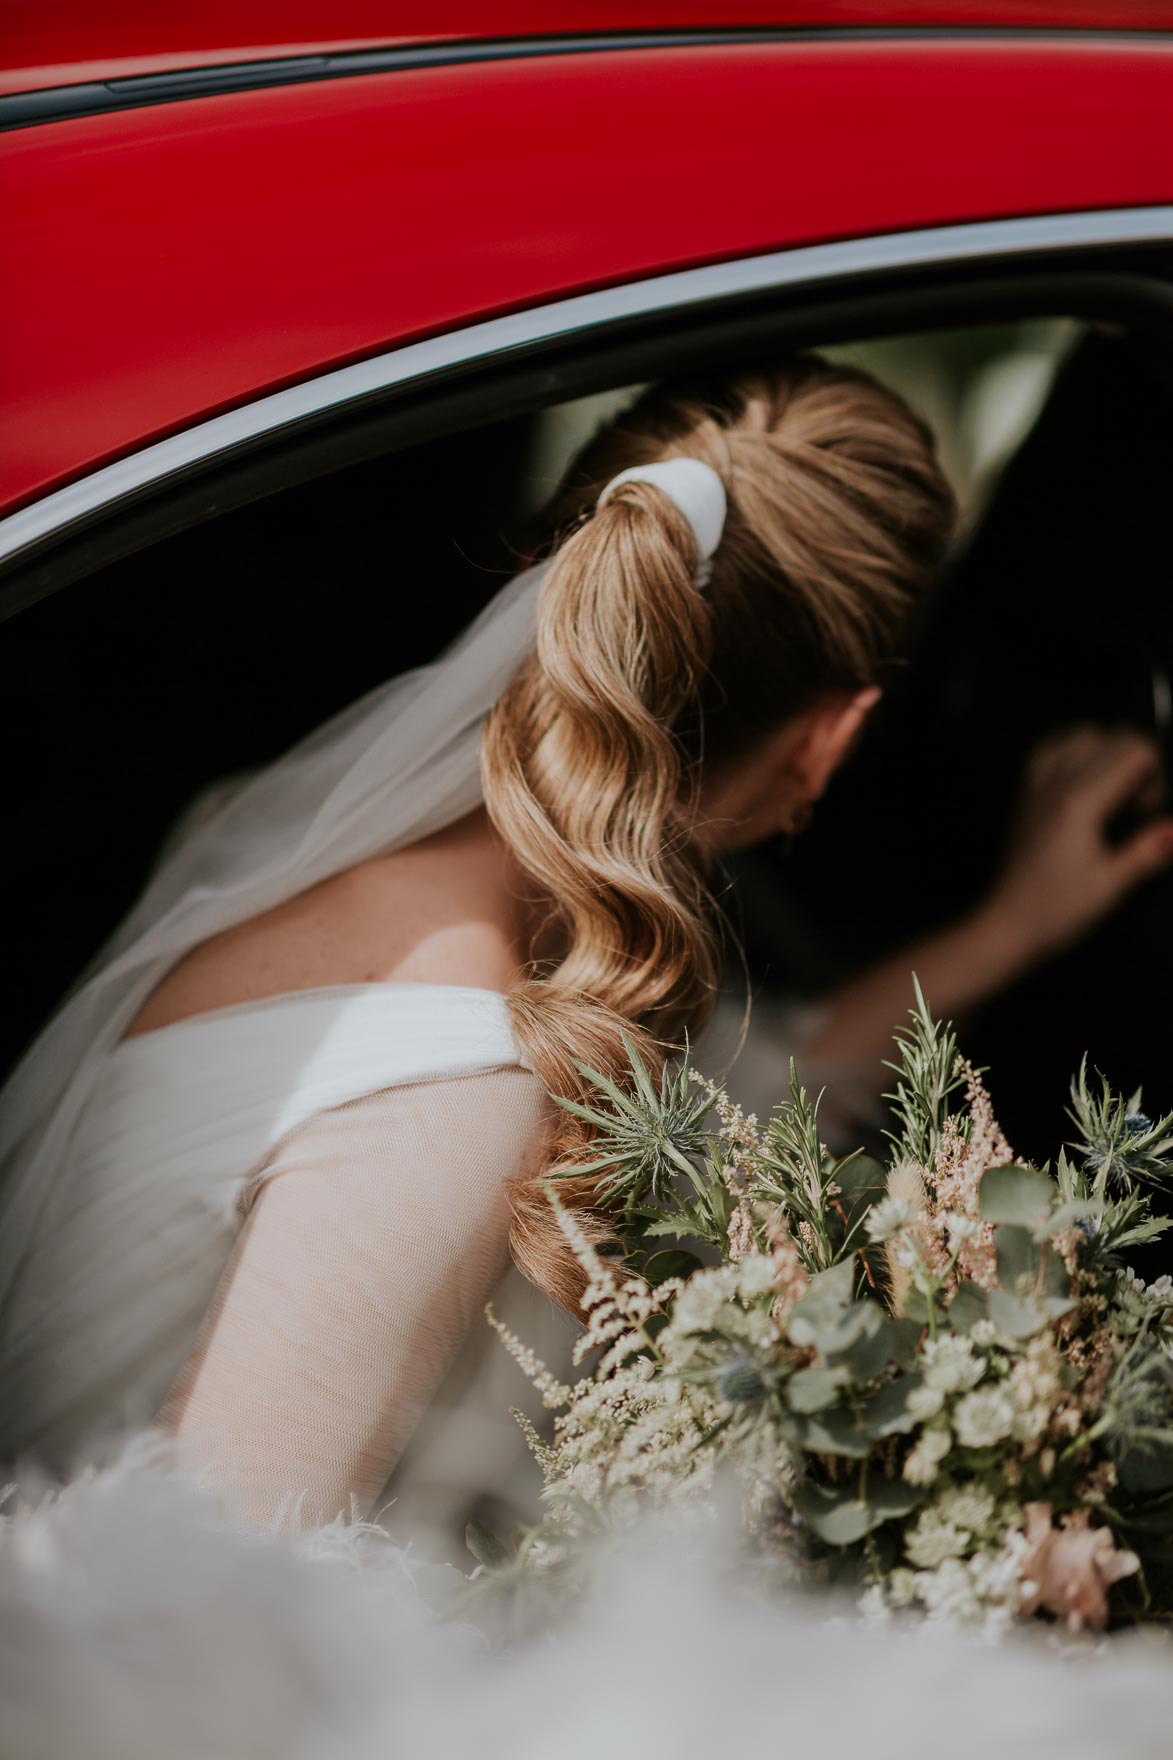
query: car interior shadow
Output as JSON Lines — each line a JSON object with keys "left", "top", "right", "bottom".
{"left": 736, "top": 328, "right": 1173, "bottom": 1266}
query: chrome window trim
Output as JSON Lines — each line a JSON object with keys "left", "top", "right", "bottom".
{"left": 4, "top": 204, "right": 1172, "bottom": 573}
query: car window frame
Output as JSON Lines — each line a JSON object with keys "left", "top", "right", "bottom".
{"left": 3, "top": 204, "right": 1173, "bottom": 623}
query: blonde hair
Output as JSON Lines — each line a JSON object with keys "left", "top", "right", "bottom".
{"left": 482, "top": 357, "right": 956, "bottom": 1309}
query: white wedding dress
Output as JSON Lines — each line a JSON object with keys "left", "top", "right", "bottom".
{"left": 1, "top": 981, "right": 551, "bottom": 1524}
{"left": 0, "top": 561, "right": 560, "bottom": 1524}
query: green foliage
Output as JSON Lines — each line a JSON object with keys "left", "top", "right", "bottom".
{"left": 551, "top": 1034, "right": 716, "bottom": 1225}
{"left": 794, "top": 1477, "right": 925, "bottom": 1546}
{"left": 1069, "top": 1059, "right": 1173, "bottom": 1194}
{"left": 491, "top": 986, "right": 1173, "bottom": 1630}
{"left": 1105, "top": 1325, "right": 1173, "bottom": 1492}
{"left": 466, "top": 1518, "right": 512, "bottom": 1571}
{"left": 979, "top": 1163, "right": 1058, "bottom": 1229}
{"left": 757, "top": 1064, "right": 836, "bottom": 1267}
{"left": 884, "top": 977, "right": 966, "bottom": 1168}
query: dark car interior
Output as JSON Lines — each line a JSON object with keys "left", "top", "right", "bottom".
{"left": 748, "top": 327, "right": 1173, "bottom": 1159}
{"left": 4, "top": 315, "right": 1173, "bottom": 1250}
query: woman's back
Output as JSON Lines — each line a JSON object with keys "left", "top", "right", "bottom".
{"left": 126, "top": 808, "right": 533, "bottom": 1038}
{"left": 0, "top": 808, "right": 559, "bottom": 1511}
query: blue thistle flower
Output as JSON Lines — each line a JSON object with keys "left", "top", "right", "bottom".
{"left": 717, "top": 1358, "right": 768, "bottom": 1404}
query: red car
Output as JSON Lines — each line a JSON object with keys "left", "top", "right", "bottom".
{"left": 3, "top": 2, "right": 1173, "bottom": 1145}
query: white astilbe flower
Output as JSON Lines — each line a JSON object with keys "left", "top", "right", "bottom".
{"left": 669, "top": 1265, "right": 743, "bottom": 1335}
{"left": 495, "top": 1193, "right": 772, "bottom": 1543}
{"left": 488, "top": 1022, "right": 1173, "bottom": 1636}
{"left": 486, "top": 1310, "right": 573, "bottom": 1409}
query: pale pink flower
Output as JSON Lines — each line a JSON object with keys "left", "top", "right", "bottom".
{"left": 1018, "top": 1502, "right": 1139, "bottom": 1631}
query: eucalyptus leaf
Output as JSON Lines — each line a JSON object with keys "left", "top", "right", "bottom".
{"left": 643, "top": 1249, "right": 704, "bottom": 1285}
{"left": 787, "top": 1366, "right": 843, "bottom": 1414}
{"left": 793, "top": 1487, "right": 874, "bottom": 1546}
{"left": 1119, "top": 1444, "right": 1173, "bottom": 1493}
{"left": 867, "top": 1478, "right": 926, "bottom": 1521}
{"left": 832, "top": 1152, "right": 889, "bottom": 1201}
{"left": 1045, "top": 1199, "right": 1096, "bottom": 1235}
{"left": 858, "top": 1373, "right": 925, "bottom": 1438}
{"left": 987, "top": 1288, "right": 1047, "bottom": 1339}
{"left": 826, "top": 1303, "right": 892, "bottom": 1381}
{"left": 830, "top": 1153, "right": 888, "bottom": 1238}
{"left": 890, "top": 1317, "right": 925, "bottom": 1369}
{"left": 948, "top": 1281, "right": 988, "bottom": 1334}
{"left": 995, "top": 1222, "right": 1038, "bottom": 1288}
{"left": 799, "top": 1406, "right": 873, "bottom": 1459}
{"left": 900, "top": 1285, "right": 935, "bottom": 1325}
{"left": 787, "top": 1262, "right": 855, "bottom": 1346}
{"left": 994, "top": 1222, "right": 1068, "bottom": 1302}
{"left": 980, "top": 1163, "right": 1057, "bottom": 1227}
{"left": 465, "top": 1519, "right": 511, "bottom": 1571}
{"left": 794, "top": 1477, "right": 924, "bottom": 1546}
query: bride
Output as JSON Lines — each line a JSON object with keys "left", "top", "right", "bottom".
{"left": 0, "top": 358, "right": 1168, "bottom": 1528}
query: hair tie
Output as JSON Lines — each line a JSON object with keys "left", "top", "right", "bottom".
{"left": 598, "top": 457, "right": 727, "bottom": 588}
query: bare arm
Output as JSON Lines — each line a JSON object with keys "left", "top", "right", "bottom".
{"left": 160, "top": 1068, "right": 550, "bottom": 1527}
{"left": 801, "top": 727, "right": 1173, "bottom": 1082}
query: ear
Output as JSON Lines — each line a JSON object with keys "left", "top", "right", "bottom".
{"left": 790, "top": 687, "right": 882, "bottom": 801}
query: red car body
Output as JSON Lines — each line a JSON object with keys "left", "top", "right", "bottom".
{"left": 2, "top": 4, "right": 1172, "bottom": 540}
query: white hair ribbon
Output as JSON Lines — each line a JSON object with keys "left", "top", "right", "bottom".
{"left": 598, "top": 457, "right": 727, "bottom": 588}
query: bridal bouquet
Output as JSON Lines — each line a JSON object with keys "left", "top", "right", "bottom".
{"left": 483, "top": 989, "right": 1173, "bottom": 1635}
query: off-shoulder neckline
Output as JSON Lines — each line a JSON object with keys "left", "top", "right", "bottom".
{"left": 114, "top": 980, "right": 516, "bottom": 1058}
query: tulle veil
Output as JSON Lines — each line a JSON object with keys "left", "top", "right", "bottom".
{"left": 0, "top": 559, "right": 548, "bottom": 1327}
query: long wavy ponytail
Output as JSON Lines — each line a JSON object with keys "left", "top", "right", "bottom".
{"left": 482, "top": 358, "right": 956, "bottom": 1309}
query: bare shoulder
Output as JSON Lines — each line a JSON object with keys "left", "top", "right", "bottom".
{"left": 126, "top": 809, "right": 530, "bottom": 1037}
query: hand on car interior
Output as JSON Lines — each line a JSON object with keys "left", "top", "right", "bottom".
{"left": 796, "top": 724, "right": 1173, "bottom": 1095}
{"left": 989, "top": 725, "right": 1173, "bottom": 964}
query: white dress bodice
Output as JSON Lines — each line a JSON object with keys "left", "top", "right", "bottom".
{"left": 0, "top": 982, "right": 546, "bottom": 1503}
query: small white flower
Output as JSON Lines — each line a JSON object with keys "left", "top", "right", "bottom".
{"left": 921, "top": 1334, "right": 984, "bottom": 1395}
{"left": 906, "top": 1385, "right": 945, "bottom": 1421}
{"left": 865, "top": 1195, "right": 919, "bottom": 1244}
{"left": 886, "top": 1567, "right": 918, "bottom": 1607}
{"left": 903, "top": 1424, "right": 953, "bottom": 1485}
{"left": 670, "top": 1266, "right": 739, "bottom": 1333}
{"left": 912, "top": 1557, "right": 982, "bottom": 1622}
{"left": 905, "top": 1510, "right": 970, "bottom": 1569}
{"left": 890, "top": 1236, "right": 922, "bottom": 1271}
{"left": 735, "top": 1254, "right": 778, "bottom": 1300}
{"left": 954, "top": 1387, "right": 1014, "bottom": 1449}
{"left": 970, "top": 1319, "right": 999, "bottom": 1347}
{"left": 857, "top": 1584, "right": 891, "bottom": 1626}
{"left": 944, "top": 1211, "right": 981, "bottom": 1244}
{"left": 1118, "top": 1266, "right": 1173, "bottom": 1313}
{"left": 935, "top": 1485, "right": 996, "bottom": 1538}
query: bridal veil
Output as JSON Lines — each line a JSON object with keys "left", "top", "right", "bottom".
{"left": 0, "top": 559, "right": 548, "bottom": 1330}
